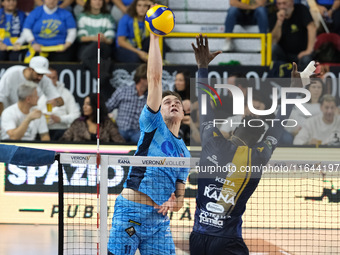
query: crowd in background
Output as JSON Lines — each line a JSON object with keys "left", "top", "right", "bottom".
{"left": 0, "top": 0, "right": 339, "bottom": 147}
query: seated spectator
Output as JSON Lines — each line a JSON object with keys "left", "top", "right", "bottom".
{"left": 285, "top": 78, "right": 324, "bottom": 137}
{"left": 111, "top": 0, "right": 133, "bottom": 23}
{"left": 1, "top": 83, "right": 50, "bottom": 141}
{"left": 174, "top": 70, "right": 190, "bottom": 101}
{"left": 74, "top": 0, "right": 110, "bottom": 17}
{"left": 0, "top": 0, "right": 26, "bottom": 61}
{"left": 34, "top": 0, "right": 75, "bottom": 11}
{"left": 106, "top": 63, "right": 147, "bottom": 143}
{"left": 313, "top": 33, "right": 340, "bottom": 63}
{"left": 16, "top": 0, "right": 77, "bottom": 62}
{"left": 115, "top": 0, "right": 153, "bottom": 63}
{"left": 293, "top": 94, "right": 340, "bottom": 146}
{"left": 179, "top": 99, "right": 200, "bottom": 146}
{"left": 315, "top": 0, "right": 340, "bottom": 34}
{"left": 60, "top": 93, "right": 125, "bottom": 143}
{"left": 0, "top": 56, "right": 64, "bottom": 116}
{"left": 17, "top": 0, "right": 35, "bottom": 13}
{"left": 77, "top": 0, "right": 115, "bottom": 84}
{"left": 269, "top": 0, "right": 316, "bottom": 69}
{"left": 223, "top": 0, "right": 268, "bottom": 51}
{"left": 37, "top": 67, "right": 80, "bottom": 141}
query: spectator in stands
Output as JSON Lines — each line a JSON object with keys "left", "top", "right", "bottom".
{"left": 285, "top": 78, "right": 324, "bottom": 137}
{"left": 110, "top": 0, "right": 167, "bottom": 23}
{"left": 269, "top": 0, "right": 316, "bottom": 69}
{"left": 60, "top": 93, "right": 125, "bottom": 143}
{"left": 111, "top": 0, "right": 133, "bottom": 23}
{"left": 1, "top": 83, "right": 50, "bottom": 141}
{"left": 34, "top": 0, "right": 75, "bottom": 11}
{"left": 74, "top": 0, "right": 110, "bottom": 18}
{"left": 115, "top": 0, "right": 154, "bottom": 63}
{"left": 223, "top": 0, "right": 268, "bottom": 51}
{"left": 37, "top": 67, "right": 80, "bottom": 141}
{"left": 105, "top": 63, "right": 147, "bottom": 143}
{"left": 0, "top": 56, "right": 64, "bottom": 116}
{"left": 77, "top": 0, "right": 115, "bottom": 85}
{"left": 174, "top": 70, "right": 190, "bottom": 101}
{"left": 293, "top": 94, "right": 340, "bottom": 146}
{"left": 0, "top": 0, "right": 26, "bottom": 61}
{"left": 17, "top": 0, "right": 35, "bottom": 13}
{"left": 179, "top": 99, "right": 201, "bottom": 145}
{"left": 16, "top": 0, "right": 77, "bottom": 62}
{"left": 315, "top": 0, "right": 340, "bottom": 34}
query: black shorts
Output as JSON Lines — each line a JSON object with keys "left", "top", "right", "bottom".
{"left": 189, "top": 231, "right": 249, "bottom": 255}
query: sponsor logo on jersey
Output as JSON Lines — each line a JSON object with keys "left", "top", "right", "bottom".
{"left": 204, "top": 184, "right": 235, "bottom": 205}
{"left": 206, "top": 202, "right": 224, "bottom": 214}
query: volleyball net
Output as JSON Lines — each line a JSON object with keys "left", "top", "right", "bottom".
{"left": 57, "top": 152, "right": 340, "bottom": 255}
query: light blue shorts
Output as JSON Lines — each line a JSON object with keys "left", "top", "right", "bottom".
{"left": 108, "top": 195, "right": 176, "bottom": 255}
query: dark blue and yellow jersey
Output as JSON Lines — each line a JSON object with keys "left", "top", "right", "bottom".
{"left": 193, "top": 126, "right": 273, "bottom": 238}
{"left": 193, "top": 68, "right": 294, "bottom": 238}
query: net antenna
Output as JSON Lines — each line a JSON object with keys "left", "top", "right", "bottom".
{"left": 96, "top": 33, "right": 101, "bottom": 255}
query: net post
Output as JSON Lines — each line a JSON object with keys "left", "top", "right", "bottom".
{"left": 100, "top": 155, "right": 108, "bottom": 255}
{"left": 56, "top": 154, "right": 64, "bottom": 255}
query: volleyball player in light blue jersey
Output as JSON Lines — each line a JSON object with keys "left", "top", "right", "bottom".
{"left": 108, "top": 29, "right": 190, "bottom": 255}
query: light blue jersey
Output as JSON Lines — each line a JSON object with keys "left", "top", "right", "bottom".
{"left": 124, "top": 105, "right": 190, "bottom": 205}
{"left": 108, "top": 195, "right": 175, "bottom": 255}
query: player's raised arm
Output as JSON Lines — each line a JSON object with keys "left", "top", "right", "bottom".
{"left": 146, "top": 33, "right": 163, "bottom": 112}
{"left": 263, "top": 61, "right": 318, "bottom": 148}
{"left": 192, "top": 34, "right": 221, "bottom": 143}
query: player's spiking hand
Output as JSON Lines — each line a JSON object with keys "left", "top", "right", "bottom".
{"left": 191, "top": 34, "right": 221, "bottom": 69}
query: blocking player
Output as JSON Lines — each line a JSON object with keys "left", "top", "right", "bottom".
{"left": 189, "top": 34, "right": 316, "bottom": 254}
{"left": 107, "top": 32, "right": 191, "bottom": 254}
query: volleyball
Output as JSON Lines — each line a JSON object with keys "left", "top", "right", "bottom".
{"left": 145, "top": 5, "right": 175, "bottom": 36}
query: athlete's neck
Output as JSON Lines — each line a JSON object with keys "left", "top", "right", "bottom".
{"left": 165, "top": 120, "right": 181, "bottom": 137}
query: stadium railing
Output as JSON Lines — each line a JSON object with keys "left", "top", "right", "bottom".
{"left": 159, "top": 32, "right": 273, "bottom": 66}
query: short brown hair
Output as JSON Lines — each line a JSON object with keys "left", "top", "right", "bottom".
{"left": 320, "top": 94, "right": 336, "bottom": 106}
{"left": 127, "top": 0, "right": 155, "bottom": 17}
{"left": 134, "top": 63, "right": 147, "bottom": 84}
{"left": 162, "top": 91, "right": 182, "bottom": 102}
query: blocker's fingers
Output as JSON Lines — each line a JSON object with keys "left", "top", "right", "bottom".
{"left": 199, "top": 34, "right": 204, "bottom": 46}
{"left": 191, "top": 42, "right": 197, "bottom": 51}
{"left": 196, "top": 35, "right": 200, "bottom": 47}
{"left": 204, "top": 35, "right": 208, "bottom": 48}
{"left": 212, "top": 50, "right": 222, "bottom": 58}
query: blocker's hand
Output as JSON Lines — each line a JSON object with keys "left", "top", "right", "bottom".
{"left": 191, "top": 34, "right": 221, "bottom": 69}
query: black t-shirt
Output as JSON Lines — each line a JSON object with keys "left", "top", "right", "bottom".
{"left": 269, "top": 4, "right": 313, "bottom": 54}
